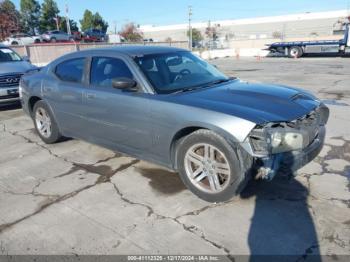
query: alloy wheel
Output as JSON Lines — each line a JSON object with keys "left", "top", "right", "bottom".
{"left": 184, "top": 143, "right": 231, "bottom": 194}
{"left": 35, "top": 107, "right": 52, "bottom": 138}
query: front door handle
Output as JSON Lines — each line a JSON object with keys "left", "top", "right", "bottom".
{"left": 85, "top": 93, "right": 96, "bottom": 99}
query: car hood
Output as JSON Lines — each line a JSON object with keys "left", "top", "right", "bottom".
{"left": 167, "top": 79, "right": 320, "bottom": 124}
{"left": 0, "top": 61, "right": 35, "bottom": 75}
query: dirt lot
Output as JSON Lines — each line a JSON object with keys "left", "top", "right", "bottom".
{"left": 0, "top": 57, "right": 349, "bottom": 259}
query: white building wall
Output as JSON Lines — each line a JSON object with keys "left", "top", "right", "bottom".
{"left": 140, "top": 10, "right": 349, "bottom": 41}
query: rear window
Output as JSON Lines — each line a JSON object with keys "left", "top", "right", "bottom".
{"left": 55, "top": 58, "right": 85, "bottom": 83}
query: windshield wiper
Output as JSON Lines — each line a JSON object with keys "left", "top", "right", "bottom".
{"left": 202, "top": 77, "right": 235, "bottom": 88}
{"left": 171, "top": 77, "right": 236, "bottom": 94}
{"left": 171, "top": 86, "right": 204, "bottom": 94}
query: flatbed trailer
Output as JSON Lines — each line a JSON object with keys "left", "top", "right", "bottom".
{"left": 267, "top": 24, "right": 350, "bottom": 58}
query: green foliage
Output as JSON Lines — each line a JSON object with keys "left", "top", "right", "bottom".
{"left": 60, "top": 18, "right": 79, "bottom": 33}
{"left": 187, "top": 28, "right": 203, "bottom": 43}
{"left": 80, "top": 9, "right": 108, "bottom": 33}
{"left": 92, "top": 12, "right": 108, "bottom": 33}
{"left": 20, "top": 0, "right": 40, "bottom": 35}
{"left": 80, "top": 9, "right": 94, "bottom": 32}
{"left": 39, "top": 0, "right": 60, "bottom": 32}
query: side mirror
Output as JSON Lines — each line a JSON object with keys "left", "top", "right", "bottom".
{"left": 112, "top": 77, "right": 138, "bottom": 91}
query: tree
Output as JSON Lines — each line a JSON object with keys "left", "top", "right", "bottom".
{"left": 205, "top": 25, "right": 218, "bottom": 41}
{"left": 80, "top": 10, "right": 108, "bottom": 33}
{"left": 92, "top": 12, "right": 108, "bottom": 33}
{"left": 272, "top": 31, "right": 282, "bottom": 39}
{"left": 0, "top": 0, "right": 21, "bottom": 40}
{"left": 20, "top": 0, "right": 40, "bottom": 35}
{"left": 80, "top": 9, "right": 94, "bottom": 32}
{"left": 187, "top": 28, "right": 203, "bottom": 43}
{"left": 60, "top": 18, "right": 79, "bottom": 33}
{"left": 39, "top": 0, "right": 60, "bottom": 32}
{"left": 119, "top": 23, "right": 143, "bottom": 42}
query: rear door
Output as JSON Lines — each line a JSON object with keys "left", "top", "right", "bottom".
{"left": 42, "top": 57, "right": 90, "bottom": 136}
{"left": 81, "top": 55, "right": 152, "bottom": 153}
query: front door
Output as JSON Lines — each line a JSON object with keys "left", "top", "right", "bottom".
{"left": 82, "top": 56, "right": 152, "bottom": 154}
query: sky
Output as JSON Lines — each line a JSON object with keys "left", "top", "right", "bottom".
{"left": 11, "top": 0, "right": 350, "bottom": 31}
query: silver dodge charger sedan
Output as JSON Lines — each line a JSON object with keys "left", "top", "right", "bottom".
{"left": 20, "top": 46, "right": 329, "bottom": 202}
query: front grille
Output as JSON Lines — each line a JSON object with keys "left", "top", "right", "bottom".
{"left": 0, "top": 74, "right": 23, "bottom": 88}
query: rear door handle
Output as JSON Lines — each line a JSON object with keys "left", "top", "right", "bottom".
{"left": 85, "top": 93, "right": 96, "bottom": 99}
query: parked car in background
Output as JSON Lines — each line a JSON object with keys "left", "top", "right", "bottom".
{"left": 72, "top": 31, "right": 83, "bottom": 41}
{"left": 143, "top": 38, "right": 154, "bottom": 42}
{"left": 82, "top": 29, "right": 107, "bottom": 42}
{"left": 2, "top": 33, "right": 41, "bottom": 46}
{"left": 0, "top": 45, "right": 36, "bottom": 105}
{"left": 42, "top": 30, "right": 74, "bottom": 43}
{"left": 20, "top": 46, "right": 329, "bottom": 202}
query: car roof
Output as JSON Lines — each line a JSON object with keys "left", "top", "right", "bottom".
{"left": 78, "top": 45, "right": 187, "bottom": 57}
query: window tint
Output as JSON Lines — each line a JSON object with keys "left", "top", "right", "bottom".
{"left": 55, "top": 58, "right": 85, "bottom": 83}
{"left": 90, "top": 57, "right": 133, "bottom": 87}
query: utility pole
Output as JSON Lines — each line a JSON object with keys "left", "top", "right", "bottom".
{"left": 65, "top": 3, "right": 71, "bottom": 35}
{"left": 113, "top": 20, "right": 117, "bottom": 34}
{"left": 54, "top": 15, "right": 60, "bottom": 31}
{"left": 188, "top": 5, "right": 192, "bottom": 51}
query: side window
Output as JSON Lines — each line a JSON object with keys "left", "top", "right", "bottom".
{"left": 90, "top": 57, "right": 133, "bottom": 87}
{"left": 55, "top": 58, "right": 85, "bottom": 83}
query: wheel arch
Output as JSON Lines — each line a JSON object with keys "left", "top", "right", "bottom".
{"left": 169, "top": 123, "right": 242, "bottom": 170}
{"left": 28, "top": 96, "right": 42, "bottom": 116}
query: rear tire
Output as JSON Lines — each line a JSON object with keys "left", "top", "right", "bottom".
{"left": 11, "top": 41, "right": 18, "bottom": 45}
{"left": 50, "top": 37, "right": 57, "bottom": 43}
{"left": 288, "top": 46, "right": 303, "bottom": 58}
{"left": 177, "top": 129, "right": 251, "bottom": 202}
{"left": 33, "top": 101, "right": 62, "bottom": 144}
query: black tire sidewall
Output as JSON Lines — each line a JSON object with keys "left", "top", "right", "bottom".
{"left": 177, "top": 130, "right": 246, "bottom": 202}
{"left": 33, "top": 101, "right": 61, "bottom": 144}
{"left": 289, "top": 46, "right": 303, "bottom": 58}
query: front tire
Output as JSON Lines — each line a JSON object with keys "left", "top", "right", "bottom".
{"left": 288, "top": 46, "right": 303, "bottom": 58}
{"left": 177, "top": 129, "right": 250, "bottom": 202}
{"left": 50, "top": 37, "right": 57, "bottom": 43}
{"left": 33, "top": 101, "right": 62, "bottom": 144}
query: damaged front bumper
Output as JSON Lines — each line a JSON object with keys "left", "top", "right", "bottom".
{"left": 255, "top": 125, "right": 326, "bottom": 180}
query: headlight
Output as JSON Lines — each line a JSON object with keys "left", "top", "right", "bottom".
{"left": 249, "top": 126, "right": 310, "bottom": 155}
{"left": 270, "top": 132, "right": 282, "bottom": 147}
{"left": 268, "top": 130, "right": 304, "bottom": 154}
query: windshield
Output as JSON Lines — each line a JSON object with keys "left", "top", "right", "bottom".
{"left": 0, "top": 48, "right": 22, "bottom": 62}
{"left": 134, "top": 51, "right": 229, "bottom": 94}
